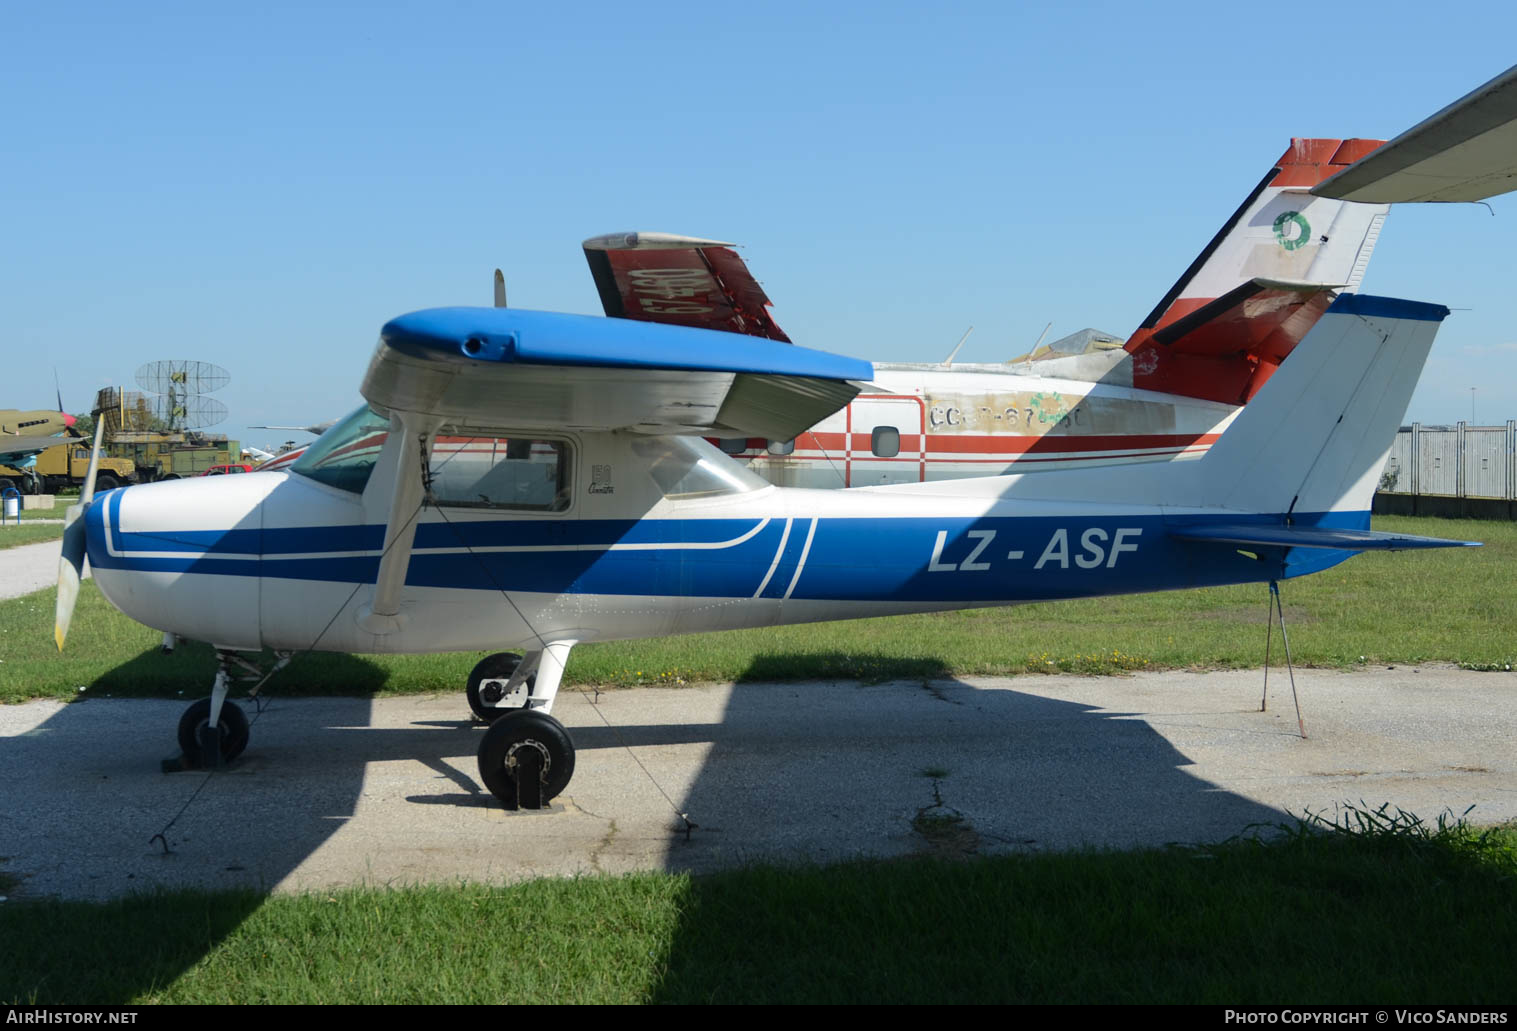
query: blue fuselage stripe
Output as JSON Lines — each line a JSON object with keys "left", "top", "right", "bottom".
{"left": 86, "top": 496, "right": 1368, "bottom": 604}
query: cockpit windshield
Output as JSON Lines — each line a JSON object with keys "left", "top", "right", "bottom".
{"left": 631, "top": 435, "right": 770, "bottom": 499}
{"left": 289, "top": 405, "right": 390, "bottom": 494}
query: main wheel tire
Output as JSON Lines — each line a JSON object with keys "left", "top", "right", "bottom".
{"left": 94, "top": 473, "right": 121, "bottom": 492}
{"left": 177, "top": 697, "right": 251, "bottom": 766}
{"left": 0, "top": 478, "right": 14, "bottom": 494}
{"left": 466, "top": 651, "right": 534, "bottom": 722}
{"left": 21, "top": 472, "right": 41, "bottom": 495}
{"left": 477, "top": 709, "right": 575, "bottom": 810}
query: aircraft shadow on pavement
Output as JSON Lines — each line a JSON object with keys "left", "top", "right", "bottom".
{"left": 2, "top": 649, "right": 1290, "bottom": 1002}
{"left": 648, "top": 654, "right": 1288, "bottom": 876}
{"left": 88, "top": 640, "right": 398, "bottom": 698}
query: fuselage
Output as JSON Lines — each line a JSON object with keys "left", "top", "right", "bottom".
{"left": 731, "top": 363, "right": 1240, "bottom": 487}
{"left": 0, "top": 410, "right": 73, "bottom": 436}
{"left": 84, "top": 425, "right": 1345, "bottom": 656}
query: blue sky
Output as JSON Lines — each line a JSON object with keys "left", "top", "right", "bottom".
{"left": 7, "top": 1, "right": 1516, "bottom": 451}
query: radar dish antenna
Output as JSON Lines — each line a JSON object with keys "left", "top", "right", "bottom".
{"left": 134, "top": 360, "right": 231, "bottom": 431}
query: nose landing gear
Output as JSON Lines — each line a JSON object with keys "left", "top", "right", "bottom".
{"left": 165, "top": 649, "right": 290, "bottom": 772}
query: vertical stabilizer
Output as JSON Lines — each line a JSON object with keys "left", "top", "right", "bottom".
{"left": 1126, "top": 139, "right": 1392, "bottom": 404}
{"left": 1193, "top": 293, "right": 1448, "bottom": 516}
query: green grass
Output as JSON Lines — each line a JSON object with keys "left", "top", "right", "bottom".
{"left": 15, "top": 506, "right": 67, "bottom": 521}
{"left": 0, "top": 522, "right": 63, "bottom": 549}
{"left": 1, "top": 515, "right": 1510, "bottom": 704}
{"left": 2, "top": 809, "right": 1513, "bottom": 1004}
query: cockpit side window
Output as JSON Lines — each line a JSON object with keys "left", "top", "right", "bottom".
{"left": 289, "top": 406, "right": 390, "bottom": 494}
{"left": 428, "top": 434, "right": 573, "bottom": 512}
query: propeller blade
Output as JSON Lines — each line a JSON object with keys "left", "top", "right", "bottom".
{"left": 77, "top": 417, "right": 107, "bottom": 507}
{"left": 493, "top": 269, "right": 507, "bottom": 308}
{"left": 54, "top": 414, "right": 107, "bottom": 650}
{"left": 54, "top": 507, "right": 87, "bottom": 650}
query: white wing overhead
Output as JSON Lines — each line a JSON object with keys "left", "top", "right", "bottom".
{"left": 1312, "top": 64, "right": 1517, "bottom": 203}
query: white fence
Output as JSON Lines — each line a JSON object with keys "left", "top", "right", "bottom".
{"left": 1375, "top": 422, "right": 1517, "bottom": 520}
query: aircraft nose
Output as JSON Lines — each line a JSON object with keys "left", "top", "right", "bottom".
{"left": 83, "top": 475, "right": 271, "bottom": 652}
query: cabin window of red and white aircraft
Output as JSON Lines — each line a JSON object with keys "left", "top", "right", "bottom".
{"left": 429, "top": 436, "right": 572, "bottom": 512}
{"left": 871, "top": 426, "right": 900, "bottom": 458}
{"left": 766, "top": 439, "right": 794, "bottom": 456}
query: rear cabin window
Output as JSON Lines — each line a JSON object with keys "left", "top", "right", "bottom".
{"left": 632, "top": 436, "right": 769, "bottom": 499}
{"left": 871, "top": 426, "right": 900, "bottom": 458}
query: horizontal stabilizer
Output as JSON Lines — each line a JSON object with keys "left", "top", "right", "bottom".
{"left": 1169, "top": 524, "right": 1480, "bottom": 551}
{"left": 363, "top": 307, "right": 869, "bottom": 439}
{"left": 1132, "top": 278, "right": 1342, "bottom": 404}
{"left": 1312, "top": 64, "right": 1517, "bottom": 203}
{"left": 1151, "top": 277, "right": 1342, "bottom": 354}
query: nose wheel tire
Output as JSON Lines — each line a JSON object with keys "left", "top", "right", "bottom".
{"left": 477, "top": 709, "right": 575, "bottom": 810}
{"left": 177, "top": 697, "right": 250, "bottom": 766}
{"left": 466, "top": 651, "right": 534, "bottom": 722}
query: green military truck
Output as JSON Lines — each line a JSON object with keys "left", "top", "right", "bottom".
{"left": 0, "top": 442, "right": 137, "bottom": 494}
{"left": 110, "top": 436, "right": 242, "bottom": 482}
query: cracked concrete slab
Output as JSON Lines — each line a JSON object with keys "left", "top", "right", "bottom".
{"left": 1, "top": 666, "right": 1513, "bottom": 901}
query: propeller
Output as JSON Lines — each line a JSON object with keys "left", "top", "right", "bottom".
{"left": 493, "top": 268, "right": 507, "bottom": 308}
{"left": 55, "top": 413, "right": 107, "bottom": 650}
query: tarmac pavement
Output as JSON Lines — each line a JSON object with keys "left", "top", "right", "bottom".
{"left": 0, "top": 538, "right": 77, "bottom": 601}
{"left": 1, "top": 665, "right": 1512, "bottom": 902}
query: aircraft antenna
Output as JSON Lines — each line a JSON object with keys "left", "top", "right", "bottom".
{"left": 493, "top": 269, "right": 507, "bottom": 308}
{"left": 1017, "top": 321, "right": 1054, "bottom": 362}
{"left": 942, "top": 326, "right": 974, "bottom": 365}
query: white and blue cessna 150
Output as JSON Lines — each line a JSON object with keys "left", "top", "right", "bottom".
{"left": 55, "top": 292, "right": 1474, "bottom": 809}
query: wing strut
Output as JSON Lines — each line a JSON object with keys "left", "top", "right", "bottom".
{"left": 357, "top": 413, "right": 440, "bottom": 634}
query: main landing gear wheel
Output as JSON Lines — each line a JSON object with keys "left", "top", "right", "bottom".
{"left": 477, "top": 709, "right": 575, "bottom": 810}
{"left": 177, "top": 697, "right": 250, "bottom": 766}
{"left": 466, "top": 651, "right": 535, "bottom": 722}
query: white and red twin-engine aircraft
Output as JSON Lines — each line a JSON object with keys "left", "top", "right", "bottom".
{"left": 250, "top": 139, "right": 1396, "bottom": 483}
{"left": 56, "top": 288, "right": 1474, "bottom": 810}
{"left": 587, "top": 57, "right": 1517, "bottom": 487}
{"left": 581, "top": 137, "right": 1393, "bottom": 485}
